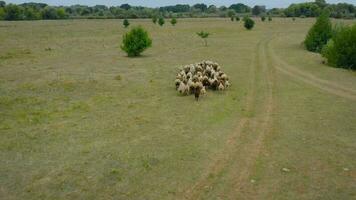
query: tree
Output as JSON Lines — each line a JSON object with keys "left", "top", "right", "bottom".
{"left": 235, "top": 16, "right": 240, "bottom": 21}
{"left": 152, "top": 15, "right": 157, "bottom": 24}
{"left": 170, "top": 17, "right": 177, "bottom": 26}
{"left": 158, "top": 17, "right": 165, "bottom": 26}
{"left": 42, "top": 6, "right": 58, "bottom": 19}
{"left": 229, "top": 3, "right": 251, "bottom": 13}
{"left": 196, "top": 31, "right": 210, "bottom": 46}
{"left": 120, "top": 4, "right": 131, "bottom": 10}
{"left": 121, "top": 26, "right": 152, "bottom": 57}
{"left": 123, "top": 19, "right": 130, "bottom": 28}
{"left": 193, "top": 3, "right": 207, "bottom": 12}
{"left": 261, "top": 16, "right": 266, "bottom": 21}
{"left": 0, "top": 7, "right": 4, "bottom": 20}
{"left": 244, "top": 17, "right": 255, "bottom": 30}
{"left": 0, "top": 1, "right": 5, "bottom": 8}
{"left": 322, "top": 24, "right": 356, "bottom": 70}
{"left": 268, "top": 16, "right": 272, "bottom": 21}
{"left": 56, "top": 8, "right": 67, "bottom": 19}
{"left": 252, "top": 5, "right": 266, "bottom": 16}
{"left": 4, "top": 4, "right": 23, "bottom": 20}
{"left": 227, "top": 9, "right": 236, "bottom": 19}
{"left": 304, "top": 10, "right": 332, "bottom": 52}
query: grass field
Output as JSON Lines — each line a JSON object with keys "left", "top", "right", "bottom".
{"left": 0, "top": 18, "right": 355, "bottom": 200}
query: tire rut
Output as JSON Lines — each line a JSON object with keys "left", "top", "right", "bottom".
{"left": 268, "top": 39, "right": 356, "bottom": 101}
{"left": 181, "top": 39, "right": 264, "bottom": 200}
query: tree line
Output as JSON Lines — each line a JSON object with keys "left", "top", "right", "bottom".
{"left": 0, "top": 0, "right": 355, "bottom": 21}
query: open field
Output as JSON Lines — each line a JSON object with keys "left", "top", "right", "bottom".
{"left": 0, "top": 18, "right": 355, "bottom": 199}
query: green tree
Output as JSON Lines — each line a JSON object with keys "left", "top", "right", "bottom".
{"left": 322, "top": 24, "right": 356, "bottom": 70}
{"left": 0, "top": 7, "right": 5, "bottom": 20}
{"left": 196, "top": 31, "right": 210, "bottom": 46}
{"left": 261, "top": 16, "right": 266, "bottom": 21}
{"left": 41, "top": 6, "right": 58, "bottom": 19}
{"left": 0, "top": 1, "right": 5, "bottom": 8}
{"left": 304, "top": 10, "right": 332, "bottom": 52}
{"left": 56, "top": 8, "right": 67, "bottom": 19}
{"left": 227, "top": 9, "right": 235, "bottom": 19}
{"left": 158, "top": 17, "right": 165, "bottom": 26}
{"left": 244, "top": 17, "right": 255, "bottom": 30}
{"left": 4, "top": 4, "right": 23, "bottom": 20}
{"left": 121, "top": 26, "right": 152, "bottom": 57}
{"left": 170, "top": 17, "right": 177, "bottom": 26}
{"left": 235, "top": 16, "right": 240, "bottom": 21}
{"left": 123, "top": 18, "right": 130, "bottom": 28}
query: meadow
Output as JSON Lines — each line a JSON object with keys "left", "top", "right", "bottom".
{"left": 0, "top": 18, "right": 355, "bottom": 199}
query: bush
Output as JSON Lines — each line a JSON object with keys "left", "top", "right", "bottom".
{"left": 268, "top": 16, "right": 272, "bottom": 21}
{"left": 123, "top": 19, "right": 130, "bottom": 28}
{"left": 244, "top": 17, "right": 255, "bottom": 30}
{"left": 322, "top": 25, "right": 356, "bottom": 70}
{"left": 158, "top": 17, "right": 165, "bottom": 26}
{"left": 152, "top": 16, "right": 157, "bottom": 24}
{"left": 170, "top": 17, "right": 177, "bottom": 26}
{"left": 261, "top": 16, "right": 266, "bottom": 21}
{"left": 121, "top": 26, "right": 152, "bottom": 57}
{"left": 235, "top": 16, "right": 240, "bottom": 21}
{"left": 230, "top": 16, "right": 234, "bottom": 21}
{"left": 304, "top": 11, "right": 332, "bottom": 52}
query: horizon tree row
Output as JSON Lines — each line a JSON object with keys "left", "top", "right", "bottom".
{"left": 0, "top": 0, "right": 355, "bottom": 21}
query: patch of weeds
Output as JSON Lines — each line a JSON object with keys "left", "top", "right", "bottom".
{"left": 0, "top": 49, "right": 32, "bottom": 60}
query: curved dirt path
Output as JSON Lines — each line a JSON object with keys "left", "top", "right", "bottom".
{"left": 268, "top": 39, "right": 356, "bottom": 101}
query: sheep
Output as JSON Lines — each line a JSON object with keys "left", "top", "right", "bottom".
{"left": 175, "top": 60, "right": 230, "bottom": 99}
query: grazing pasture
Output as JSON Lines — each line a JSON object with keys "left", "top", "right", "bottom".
{"left": 0, "top": 18, "right": 355, "bottom": 199}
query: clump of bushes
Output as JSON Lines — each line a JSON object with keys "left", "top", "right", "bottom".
{"left": 322, "top": 24, "right": 356, "bottom": 70}
{"left": 121, "top": 26, "right": 152, "bottom": 57}
{"left": 244, "top": 17, "right": 255, "bottom": 30}
{"left": 304, "top": 11, "right": 332, "bottom": 52}
{"left": 174, "top": 61, "right": 230, "bottom": 101}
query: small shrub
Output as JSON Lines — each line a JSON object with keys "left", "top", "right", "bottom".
{"left": 123, "top": 19, "right": 130, "bottom": 28}
{"left": 196, "top": 31, "right": 210, "bottom": 46}
{"left": 158, "top": 17, "right": 165, "bottom": 26}
{"left": 268, "top": 16, "right": 272, "bottom": 21}
{"left": 322, "top": 24, "right": 356, "bottom": 70}
{"left": 261, "top": 16, "right": 266, "bottom": 22}
{"left": 304, "top": 11, "right": 332, "bottom": 52}
{"left": 292, "top": 17, "right": 296, "bottom": 21}
{"left": 121, "top": 26, "right": 152, "bottom": 57}
{"left": 170, "top": 17, "right": 177, "bottom": 26}
{"left": 244, "top": 17, "right": 255, "bottom": 30}
{"left": 235, "top": 16, "right": 240, "bottom": 21}
{"left": 230, "top": 16, "right": 234, "bottom": 21}
{"left": 152, "top": 16, "right": 157, "bottom": 24}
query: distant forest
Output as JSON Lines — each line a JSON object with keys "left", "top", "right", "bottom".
{"left": 0, "top": 0, "right": 355, "bottom": 21}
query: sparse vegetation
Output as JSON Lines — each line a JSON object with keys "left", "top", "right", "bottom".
{"left": 121, "top": 26, "right": 152, "bottom": 57}
{"left": 196, "top": 31, "right": 210, "bottom": 46}
{"left": 152, "top": 16, "right": 157, "bottom": 24}
{"left": 304, "top": 11, "right": 332, "bottom": 52}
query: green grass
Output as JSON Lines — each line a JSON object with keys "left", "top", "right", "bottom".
{"left": 0, "top": 18, "right": 355, "bottom": 200}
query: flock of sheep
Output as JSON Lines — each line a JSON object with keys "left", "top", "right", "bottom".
{"left": 175, "top": 60, "right": 230, "bottom": 100}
